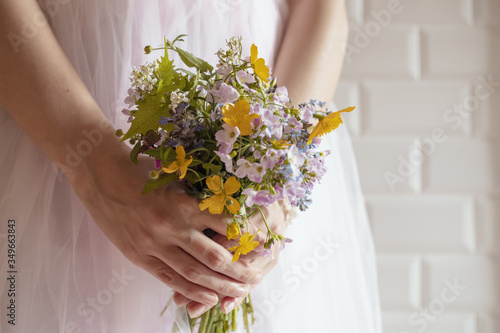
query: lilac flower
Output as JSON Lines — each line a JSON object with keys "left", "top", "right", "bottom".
{"left": 247, "top": 163, "right": 267, "bottom": 182}
{"left": 215, "top": 123, "right": 240, "bottom": 146}
{"left": 299, "top": 104, "right": 314, "bottom": 123}
{"left": 287, "top": 145, "right": 306, "bottom": 178}
{"left": 261, "top": 108, "right": 280, "bottom": 128}
{"left": 273, "top": 86, "right": 289, "bottom": 104}
{"left": 279, "top": 238, "right": 293, "bottom": 251}
{"left": 121, "top": 109, "right": 133, "bottom": 123}
{"left": 215, "top": 151, "right": 234, "bottom": 173}
{"left": 216, "top": 63, "right": 232, "bottom": 79}
{"left": 261, "top": 148, "right": 279, "bottom": 169}
{"left": 236, "top": 70, "right": 256, "bottom": 85}
{"left": 242, "top": 188, "right": 276, "bottom": 207}
{"left": 234, "top": 158, "right": 253, "bottom": 178}
{"left": 285, "top": 117, "right": 303, "bottom": 134}
{"left": 207, "top": 81, "right": 240, "bottom": 104}
{"left": 218, "top": 142, "right": 233, "bottom": 155}
{"left": 283, "top": 180, "right": 306, "bottom": 202}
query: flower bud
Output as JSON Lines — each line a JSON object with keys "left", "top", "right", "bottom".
{"left": 144, "top": 45, "right": 153, "bottom": 54}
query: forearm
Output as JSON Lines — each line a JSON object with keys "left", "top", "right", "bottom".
{"left": 274, "top": 0, "right": 348, "bottom": 104}
{"left": 0, "top": 0, "right": 122, "bottom": 181}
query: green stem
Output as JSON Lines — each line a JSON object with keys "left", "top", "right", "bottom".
{"left": 198, "top": 311, "right": 210, "bottom": 333}
{"left": 255, "top": 206, "right": 272, "bottom": 234}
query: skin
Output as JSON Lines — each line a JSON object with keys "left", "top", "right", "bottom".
{"left": 0, "top": 0, "right": 347, "bottom": 319}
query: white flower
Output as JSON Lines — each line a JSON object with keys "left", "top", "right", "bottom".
{"left": 169, "top": 89, "right": 189, "bottom": 110}
{"left": 130, "top": 62, "right": 158, "bottom": 92}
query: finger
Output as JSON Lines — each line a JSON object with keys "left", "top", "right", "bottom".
{"left": 173, "top": 292, "right": 191, "bottom": 307}
{"left": 139, "top": 254, "right": 219, "bottom": 306}
{"left": 157, "top": 246, "right": 250, "bottom": 299}
{"left": 182, "top": 232, "right": 263, "bottom": 285}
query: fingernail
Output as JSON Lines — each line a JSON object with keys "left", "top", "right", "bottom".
{"left": 252, "top": 272, "right": 263, "bottom": 284}
{"left": 202, "top": 293, "right": 219, "bottom": 305}
{"left": 188, "top": 303, "right": 207, "bottom": 318}
{"left": 222, "top": 301, "right": 236, "bottom": 314}
{"left": 235, "top": 285, "right": 248, "bottom": 297}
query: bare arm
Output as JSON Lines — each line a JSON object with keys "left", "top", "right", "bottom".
{"left": 0, "top": 0, "right": 265, "bottom": 315}
{"left": 274, "top": 0, "right": 348, "bottom": 104}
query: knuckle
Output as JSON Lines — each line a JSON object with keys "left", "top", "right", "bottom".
{"left": 182, "top": 264, "right": 202, "bottom": 282}
{"left": 157, "top": 268, "right": 175, "bottom": 286}
{"left": 206, "top": 250, "right": 227, "bottom": 271}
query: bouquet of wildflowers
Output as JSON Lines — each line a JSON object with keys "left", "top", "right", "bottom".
{"left": 118, "top": 35, "right": 354, "bottom": 332}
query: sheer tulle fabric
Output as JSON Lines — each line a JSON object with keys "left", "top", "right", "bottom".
{"left": 0, "top": 0, "right": 381, "bottom": 332}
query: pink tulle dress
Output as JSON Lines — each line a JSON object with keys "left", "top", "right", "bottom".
{"left": 0, "top": 1, "right": 381, "bottom": 332}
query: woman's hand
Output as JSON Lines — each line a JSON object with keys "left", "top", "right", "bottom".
{"left": 171, "top": 200, "right": 289, "bottom": 317}
{"left": 68, "top": 139, "right": 265, "bottom": 311}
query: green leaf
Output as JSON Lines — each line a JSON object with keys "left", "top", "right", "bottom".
{"left": 121, "top": 96, "right": 169, "bottom": 141}
{"left": 176, "top": 48, "right": 213, "bottom": 73}
{"left": 144, "top": 147, "right": 164, "bottom": 161}
{"left": 141, "top": 172, "right": 178, "bottom": 195}
{"left": 202, "top": 163, "right": 222, "bottom": 174}
{"left": 157, "top": 39, "right": 175, "bottom": 82}
{"left": 130, "top": 141, "right": 143, "bottom": 165}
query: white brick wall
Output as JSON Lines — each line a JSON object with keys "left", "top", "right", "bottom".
{"left": 336, "top": 1, "right": 500, "bottom": 332}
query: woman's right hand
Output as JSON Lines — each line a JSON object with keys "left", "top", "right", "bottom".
{"left": 67, "top": 138, "right": 263, "bottom": 316}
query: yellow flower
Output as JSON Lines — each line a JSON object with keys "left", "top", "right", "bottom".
{"left": 226, "top": 222, "right": 241, "bottom": 240}
{"left": 162, "top": 145, "right": 193, "bottom": 179}
{"left": 307, "top": 106, "right": 356, "bottom": 145}
{"left": 222, "top": 100, "right": 261, "bottom": 136}
{"left": 250, "top": 44, "right": 270, "bottom": 82}
{"left": 199, "top": 176, "right": 241, "bottom": 215}
{"left": 264, "top": 139, "right": 292, "bottom": 150}
{"left": 227, "top": 230, "right": 260, "bottom": 262}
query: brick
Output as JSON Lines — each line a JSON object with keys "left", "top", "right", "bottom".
{"left": 366, "top": 0, "right": 469, "bottom": 24}
{"left": 473, "top": 81, "right": 500, "bottom": 138}
{"left": 422, "top": 138, "right": 500, "bottom": 194}
{"left": 475, "top": 196, "right": 500, "bottom": 254}
{"left": 362, "top": 81, "right": 471, "bottom": 135}
{"left": 421, "top": 27, "right": 500, "bottom": 78}
{"left": 367, "top": 195, "right": 475, "bottom": 252}
{"left": 334, "top": 81, "right": 361, "bottom": 135}
{"left": 343, "top": 26, "right": 418, "bottom": 79}
{"left": 377, "top": 255, "right": 422, "bottom": 310}
{"left": 352, "top": 137, "right": 421, "bottom": 193}
{"left": 423, "top": 255, "right": 500, "bottom": 311}
{"left": 477, "top": 312, "right": 500, "bottom": 333}
{"left": 382, "top": 311, "right": 476, "bottom": 333}
{"left": 474, "top": 0, "right": 500, "bottom": 26}
{"left": 345, "top": 0, "right": 363, "bottom": 25}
